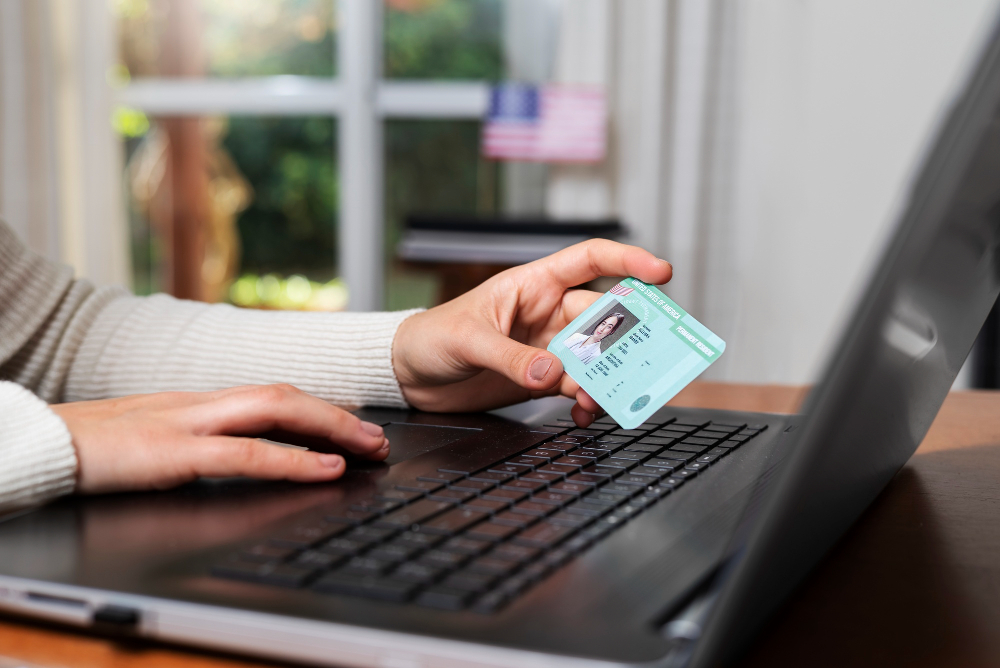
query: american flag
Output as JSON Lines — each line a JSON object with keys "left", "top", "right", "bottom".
{"left": 610, "top": 282, "right": 634, "bottom": 297}
{"left": 481, "top": 84, "right": 606, "bottom": 163}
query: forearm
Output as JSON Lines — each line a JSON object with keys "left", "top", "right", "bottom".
{"left": 64, "top": 293, "right": 422, "bottom": 408}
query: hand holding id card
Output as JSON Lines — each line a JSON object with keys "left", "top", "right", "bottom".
{"left": 548, "top": 278, "right": 725, "bottom": 429}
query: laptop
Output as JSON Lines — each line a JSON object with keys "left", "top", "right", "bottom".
{"left": 4, "top": 14, "right": 1000, "bottom": 668}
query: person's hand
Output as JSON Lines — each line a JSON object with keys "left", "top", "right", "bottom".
{"left": 391, "top": 239, "right": 672, "bottom": 425}
{"left": 50, "top": 384, "right": 390, "bottom": 494}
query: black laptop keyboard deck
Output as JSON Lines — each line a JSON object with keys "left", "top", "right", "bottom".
{"left": 212, "top": 415, "right": 767, "bottom": 613}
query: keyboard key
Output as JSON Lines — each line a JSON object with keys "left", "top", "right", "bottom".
{"left": 549, "top": 481, "right": 589, "bottom": 495}
{"left": 551, "top": 435, "right": 591, "bottom": 445}
{"left": 419, "top": 549, "right": 470, "bottom": 569}
{"left": 646, "top": 458, "right": 682, "bottom": 469}
{"left": 395, "top": 481, "right": 444, "bottom": 493}
{"left": 596, "top": 435, "right": 633, "bottom": 445}
{"left": 416, "top": 586, "right": 475, "bottom": 610}
{"left": 523, "top": 449, "right": 557, "bottom": 460}
{"left": 600, "top": 458, "right": 637, "bottom": 470}
{"left": 652, "top": 430, "right": 688, "bottom": 440}
{"left": 680, "top": 437, "right": 716, "bottom": 448}
{"left": 482, "top": 488, "right": 528, "bottom": 503}
{"left": 567, "top": 473, "right": 607, "bottom": 486}
{"left": 467, "top": 556, "right": 520, "bottom": 577}
{"left": 441, "top": 536, "right": 492, "bottom": 556}
{"left": 466, "top": 521, "right": 519, "bottom": 542}
{"left": 418, "top": 471, "right": 464, "bottom": 483}
{"left": 295, "top": 550, "right": 346, "bottom": 569}
{"left": 624, "top": 444, "right": 662, "bottom": 454}
{"left": 628, "top": 466, "right": 667, "bottom": 479}
{"left": 366, "top": 543, "right": 420, "bottom": 563}
{"left": 212, "top": 561, "right": 318, "bottom": 587}
{"left": 507, "top": 456, "right": 543, "bottom": 468}
{"left": 588, "top": 465, "right": 625, "bottom": 478}
{"left": 672, "top": 420, "right": 708, "bottom": 429}
{"left": 391, "top": 531, "right": 444, "bottom": 551}
{"left": 532, "top": 425, "right": 567, "bottom": 434}
{"left": 618, "top": 474, "right": 658, "bottom": 487}
{"left": 659, "top": 449, "right": 695, "bottom": 461}
{"left": 585, "top": 492, "right": 628, "bottom": 507}
{"left": 502, "top": 479, "right": 548, "bottom": 493}
{"left": 420, "top": 508, "right": 487, "bottom": 536}
{"left": 711, "top": 421, "right": 747, "bottom": 429}
{"left": 492, "top": 511, "right": 537, "bottom": 528}
{"left": 390, "top": 562, "right": 444, "bottom": 584}
{"left": 603, "top": 483, "right": 641, "bottom": 497}
{"left": 319, "top": 537, "right": 370, "bottom": 556}
{"left": 530, "top": 490, "right": 575, "bottom": 506}
{"left": 636, "top": 437, "right": 674, "bottom": 447}
{"left": 536, "top": 442, "right": 577, "bottom": 453}
{"left": 342, "top": 556, "right": 395, "bottom": 576}
{"left": 470, "top": 590, "right": 509, "bottom": 614}
{"left": 520, "top": 471, "right": 563, "bottom": 484}
{"left": 438, "top": 465, "right": 479, "bottom": 475}
{"left": 728, "top": 434, "right": 751, "bottom": 443}
{"left": 513, "top": 521, "right": 575, "bottom": 549}
{"left": 469, "top": 471, "right": 515, "bottom": 483}
{"left": 611, "top": 429, "right": 647, "bottom": 438}
{"left": 461, "top": 498, "right": 510, "bottom": 514}
{"left": 546, "top": 419, "right": 577, "bottom": 428}
{"left": 553, "top": 456, "right": 590, "bottom": 469}
{"left": 696, "top": 452, "right": 723, "bottom": 464}
{"left": 609, "top": 451, "right": 649, "bottom": 462}
{"left": 491, "top": 543, "right": 540, "bottom": 563}
{"left": 314, "top": 573, "right": 418, "bottom": 602}
{"left": 374, "top": 500, "right": 452, "bottom": 529}
{"left": 428, "top": 488, "right": 476, "bottom": 503}
{"left": 717, "top": 439, "right": 743, "bottom": 448}
{"left": 684, "top": 461, "right": 709, "bottom": 472}
{"left": 671, "top": 443, "right": 708, "bottom": 454}
{"left": 569, "top": 448, "right": 609, "bottom": 460}
{"left": 442, "top": 571, "right": 498, "bottom": 593}
{"left": 489, "top": 463, "right": 533, "bottom": 476}
{"left": 672, "top": 469, "right": 699, "bottom": 479}
{"left": 449, "top": 480, "right": 496, "bottom": 493}
{"left": 537, "top": 464, "right": 576, "bottom": 476}
{"left": 511, "top": 501, "right": 557, "bottom": 517}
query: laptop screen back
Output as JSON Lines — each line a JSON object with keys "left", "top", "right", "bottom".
{"left": 694, "top": 10, "right": 1000, "bottom": 666}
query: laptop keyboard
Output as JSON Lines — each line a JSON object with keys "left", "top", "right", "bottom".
{"left": 212, "top": 415, "right": 767, "bottom": 613}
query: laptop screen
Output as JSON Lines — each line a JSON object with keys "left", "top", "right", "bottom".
{"left": 696, "top": 11, "right": 1000, "bottom": 666}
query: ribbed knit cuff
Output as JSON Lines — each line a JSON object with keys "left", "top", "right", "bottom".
{"left": 65, "top": 295, "right": 424, "bottom": 409}
{"left": 0, "top": 381, "right": 77, "bottom": 514}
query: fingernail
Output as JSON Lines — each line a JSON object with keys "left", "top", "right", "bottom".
{"left": 379, "top": 438, "right": 390, "bottom": 454}
{"left": 529, "top": 357, "right": 553, "bottom": 381}
{"left": 319, "top": 454, "right": 343, "bottom": 469}
{"left": 360, "top": 421, "right": 384, "bottom": 437}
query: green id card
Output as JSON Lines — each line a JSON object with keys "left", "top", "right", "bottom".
{"left": 547, "top": 278, "right": 726, "bottom": 429}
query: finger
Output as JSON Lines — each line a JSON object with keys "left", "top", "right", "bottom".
{"left": 571, "top": 402, "right": 596, "bottom": 427}
{"left": 192, "top": 437, "right": 349, "bottom": 483}
{"left": 575, "top": 388, "right": 602, "bottom": 414}
{"left": 460, "top": 326, "right": 565, "bottom": 392}
{"left": 533, "top": 239, "right": 673, "bottom": 289}
{"left": 190, "top": 384, "right": 388, "bottom": 459}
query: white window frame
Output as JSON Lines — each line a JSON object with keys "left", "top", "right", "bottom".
{"left": 115, "top": 0, "right": 491, "bottom": 311}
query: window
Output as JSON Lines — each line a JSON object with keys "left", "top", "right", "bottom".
{"left": 115, "top": 0, "right": 559, "bottom": 310}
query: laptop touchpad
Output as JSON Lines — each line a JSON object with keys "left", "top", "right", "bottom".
{"left": 382, "top": 423, "right": 480, "bottom": 465}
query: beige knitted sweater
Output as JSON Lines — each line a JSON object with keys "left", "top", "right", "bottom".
{"left": 0, "top": 220, "right": 417, "bottom": 513}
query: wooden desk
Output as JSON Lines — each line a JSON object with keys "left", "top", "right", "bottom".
{"left": 0, "top": 382, "right": 997, "bottom": 668}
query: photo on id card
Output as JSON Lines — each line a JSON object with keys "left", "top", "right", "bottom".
{"left": 548, "top": 278, "right": 725, "bottom": 429}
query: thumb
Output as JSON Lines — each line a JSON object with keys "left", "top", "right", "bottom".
{"left": 463, "top": 327, "right": 564, "bottom": 391}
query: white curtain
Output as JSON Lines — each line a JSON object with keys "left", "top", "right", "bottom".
{"left": 0, "top": 0, "right": 128, "bottom": 286}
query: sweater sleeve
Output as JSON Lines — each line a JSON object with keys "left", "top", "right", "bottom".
{"left": 64, "top": 295, "right": 421, "bottom": 409}
{"left": 0, "top": 382, "right": 77, "bottom": 514}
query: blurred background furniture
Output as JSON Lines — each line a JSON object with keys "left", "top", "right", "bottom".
{"left": 396, "top": 216, "right": 623, "bottom": 302}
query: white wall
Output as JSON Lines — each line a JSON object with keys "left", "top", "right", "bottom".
{"left": 698, "top": 0, "right": 998, "bottom": 384}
